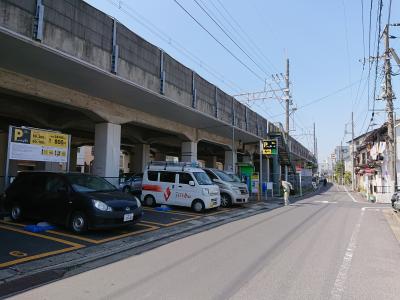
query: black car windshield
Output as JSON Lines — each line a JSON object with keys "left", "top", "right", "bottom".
{"left": 214, "top": 170, "right": 235, "bottom": 182}
{"left": 66, "top": 175, "right": 117, "bottom": 192}
{"left": 193, "top": 172, "right": 213, "bottom": 185}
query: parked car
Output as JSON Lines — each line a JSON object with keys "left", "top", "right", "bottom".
{"left": 141, "top": 162, "right": 220, "bottom": 212}
{"left": 119, "top": 173, "right": 143, "bottom": 195}
{"left": 203, "top": 168, "right": 249, "bottom": 207}
{"left": 3, "top": 172, "right": 143, "bottom": 233}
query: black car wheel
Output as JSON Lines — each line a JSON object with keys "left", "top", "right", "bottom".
{"left": 10, "top": 204, "right": 22, "bottom": 221}
{"left": 220, "top": 193, "right": 232, "bottom": 208}
{"left": 122, "top": 186, "right": 131, "bottom": 194}
{"left": 192, "top": 199, "right": 205, "bottom": 213}
{"left": 144, "top": 195, "right": 156, "bottom": 207}
{"left": 70, "top": 211, "right": 88, "bottom": 234}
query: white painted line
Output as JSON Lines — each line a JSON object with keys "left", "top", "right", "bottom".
{"left": 343, "top": 185, "right": 358, "bottom": 203}
{"left": 361, "top": 206, "right": 388, "bottom": 211}
{"left": 314, "top": 200, "right": 338, "bottom": 204}
{"left": 330, "top": 209, "right": 364, "bottom": 300}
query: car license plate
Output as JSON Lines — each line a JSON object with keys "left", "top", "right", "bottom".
{"left": 124, "top": 213, "right": 134, "bottom": 222}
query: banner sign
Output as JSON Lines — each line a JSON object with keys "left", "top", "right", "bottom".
{"left": 9, "top": 126, "right": 69, "bottom": 163}
{"left": 251, "top": 173, "right": 259, "bottom": 194}
{"left": 262, "top": 140, "right": 277, "bottom": 155}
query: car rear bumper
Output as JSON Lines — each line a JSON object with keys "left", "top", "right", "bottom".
{"left": 89, "top": 207, "right": 143, "bottom": 229}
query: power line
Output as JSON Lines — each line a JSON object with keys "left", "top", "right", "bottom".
{"left": 213, "top": 0, "right": 278, "bottom": 74}
{"left": 193, "top": 0, "right": 273, "bottom": 79}
{"left": 106, "top": 0, "right": 246, "bottom": 94}
{"left": 173, "top": 0, "right": 265, "bottom": 83}
{"left": 270, "top": 79, "right": 362, "bottom": 118}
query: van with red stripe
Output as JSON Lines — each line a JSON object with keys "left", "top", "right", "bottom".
{"left": 141, "top": 162, "right": 220, "bottom": 213}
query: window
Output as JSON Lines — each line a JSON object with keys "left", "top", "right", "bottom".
{"left": 179, "top": 172, "right": 193, "bottom": 184}
{"left": 46, "top": 176, "right": 67, "bottom": 193}
{"left": 160, "top": 172, "right": 176, "bottom": 183}
{"left": 147, "top": 171, "right": 158, "bottom": 181}
{"left": 204, "top": 169, "right": 218, "bottom": 180}
{"left": 66, "top": 175, "right": 116, "bottom": 192}
{"left": 193, "top": 172, "right": 213, "bottom": 185}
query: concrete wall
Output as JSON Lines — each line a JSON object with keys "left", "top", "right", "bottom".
{"left": 117, "top": 23, "right": 160, "bottom": 93}
{"left": 42, "top": 0, "right": 113, "bottom": 71}
{"left": 0, "top": 0, "right": 35, "bottom": 38}
{"left": 164, "top": 53, "right": 192, "bottom": 107}
{"left": 0, "top": 0, "right": 315, "bottom": 162}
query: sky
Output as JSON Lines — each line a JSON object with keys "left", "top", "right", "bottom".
{"left": 84, "top": 0, "right": 400, "bottom": 163}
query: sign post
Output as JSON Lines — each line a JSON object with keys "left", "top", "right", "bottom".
{"left": 5, "top": 126, "right": 70, "bottom": 187}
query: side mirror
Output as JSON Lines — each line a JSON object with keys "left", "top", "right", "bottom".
{"left": 212, "top": 179, "right": 219, "bottom": 183}
{"left": 189, "top": 180, "right": 195, "bottom": 186}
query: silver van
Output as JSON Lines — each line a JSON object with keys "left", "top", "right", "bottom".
{"left": 204, "top": 168, "right": 249, "bottom": 207}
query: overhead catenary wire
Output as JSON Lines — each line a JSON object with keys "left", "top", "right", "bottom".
{"left": 173, "top": 0, "right": 265, "bottom": 83}
{"left": 106, "top": 0, "right": 248, "bottom": 95}
{"left": 193, "top": 0, "right": 272, "bottom": 78}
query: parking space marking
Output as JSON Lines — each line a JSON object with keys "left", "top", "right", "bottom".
{"left": 140, "top": 215, "right": 200, "bottom": 227}
{"left": 0, "top": 220, "right": 158, "bottom": 244}
{"left": 0, "top": 224, "right": 84, "bottom": 268}
{"left": 45, "top": 224, "right": 159, "bottom": 244}
{"left": 143, "top": 207, "right": 233, "bottom": 217}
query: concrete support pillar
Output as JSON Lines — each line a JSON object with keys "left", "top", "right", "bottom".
{"left": 130, "top": 144, "right": 150, "bottom": 173}
{"left": 224, "top": 150, "right": 237, "bottom": 172}
{"left": 154, "top": 152, "right": 166, "bottom": 161}
{"left": 205, "top": 156, "right": 217, "bottom": 168}
{"left": 69, "top": 147, "right": 78, "bottom": 172}
{"left": 285, "top": 165, "right": 288, "bottom": 181}
{"left": 0, "top": 132, "right": 7, "bottom": 191}
{"left": 181, "top": 141, "right": 197, "bottom": 163}
{"left": 0, "top": 132, "right": 7, "bottom": 178}
{"left": 93, "top": 123, "right": 121, "bottom": 184}
{"left": 262, "top": 158, "right": 269, "bottom": 182}
{"left": 272, "top": 155, "right": 280, "bottom": 196}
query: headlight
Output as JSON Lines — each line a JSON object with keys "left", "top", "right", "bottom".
{"left": 92, "top": 199, "right": 112, "bottom": 212}
{"left": 135, "top": 197, "right": 142, "bottom": 208}
{"left": 202, "top": 188, "right": 210, "bottom": 195}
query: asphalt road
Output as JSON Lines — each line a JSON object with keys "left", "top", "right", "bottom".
{"left": 10, "top": 185, "right": 400, "bottom": 300}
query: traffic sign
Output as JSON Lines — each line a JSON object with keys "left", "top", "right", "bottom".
{"left": 262, "top": 140, "right": 277, "bottom": 155}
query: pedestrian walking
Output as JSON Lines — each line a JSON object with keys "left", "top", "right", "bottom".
{"left": 281, "top": 180, "right": 293, "bottom": 206}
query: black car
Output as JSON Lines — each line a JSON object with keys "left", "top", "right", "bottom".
{"left": 3, "top": 172, "right": 143, "bottom": 233}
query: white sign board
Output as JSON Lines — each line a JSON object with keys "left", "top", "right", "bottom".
{"left": 8, "top": 126, "right": 70, "bottom": 163}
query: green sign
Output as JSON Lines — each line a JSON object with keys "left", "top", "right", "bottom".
{"left": 262, "top": 140, "right": 277, "bottom": 155}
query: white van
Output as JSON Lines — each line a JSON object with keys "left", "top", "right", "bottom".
{"left": 141, "top": 162, "right": 220, "bottom": 212}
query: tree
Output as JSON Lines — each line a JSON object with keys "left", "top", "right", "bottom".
{"left": 334, "top": 162, "right": 344, "bottom": 183}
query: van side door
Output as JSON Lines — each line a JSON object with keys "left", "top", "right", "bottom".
{"left": 175, "top": 172, "right": 195, "bottom": 207}
{"left": 158, "top": 171, "right": 177, "bottom": 205}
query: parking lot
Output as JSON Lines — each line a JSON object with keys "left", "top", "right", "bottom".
{"left": 0, "top": 205, "right": 239, "bottom": 269}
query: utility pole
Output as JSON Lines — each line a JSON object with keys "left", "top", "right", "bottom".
{"left": 313, "top": 123, "right": 316, "bottom": 157}
{"left": 285, "top": 58, "right": 290, "bottom": 137}
{"left": 351, "top": 112, "right": 355, "bottom": 191}
{"left": 340, "top": 140, "right": 344, "bottom": 185}
{"left": 383, "top": 25, "right": 396, "bottom": 193}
